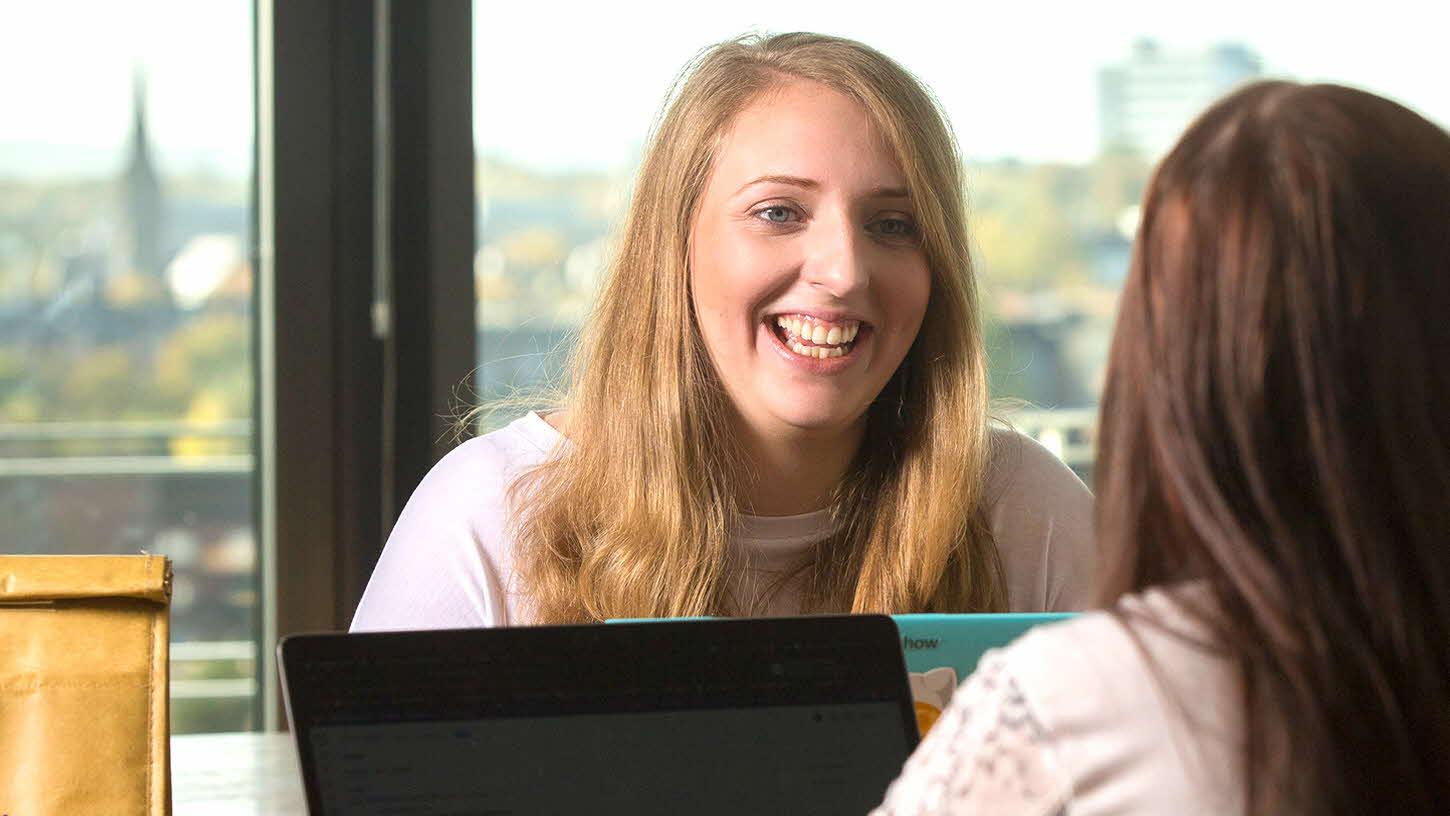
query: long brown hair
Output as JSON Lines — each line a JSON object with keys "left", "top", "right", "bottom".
{"left": 508, "top": 32, "right": 1003, "bottom": 623}
{"left": 1097, "top": 81, "right": 1450, "bottom": 813}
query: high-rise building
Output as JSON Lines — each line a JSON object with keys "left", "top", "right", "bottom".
{"left": 1099, "top": 39, "right": 1262, "bottom": 159}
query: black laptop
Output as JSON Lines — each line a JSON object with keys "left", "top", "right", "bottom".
{"left": 278, "top": 615, "right": 919, "bottom": 815}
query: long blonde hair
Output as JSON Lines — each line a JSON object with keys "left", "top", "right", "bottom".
{"left": 510, "top": 32, "right": 1001, "bottom": 623}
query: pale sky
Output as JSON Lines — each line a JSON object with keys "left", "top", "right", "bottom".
{"left": 0, "top": 0, "right": 1445, "bottom": 178}
{"left": 0, "top": 1, "right": 253, "bottom": 177}
{"left": 473, "top": 0, "right": 1450, "bottom": 169}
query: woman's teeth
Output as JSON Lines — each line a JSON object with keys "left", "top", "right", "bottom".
{"left": 792, "top": 343, "right": 845, "bottom": 359}
{"left": 773, "top": 315, "right": 860, "bottom": 359}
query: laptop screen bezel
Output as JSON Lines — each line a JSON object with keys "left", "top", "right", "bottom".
{"left": 278, "top": 614, "right": 920, "bottom": 814}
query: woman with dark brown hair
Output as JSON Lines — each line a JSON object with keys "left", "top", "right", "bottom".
{"left": 873, "top": 80, "right": 1450, "bottom": 815}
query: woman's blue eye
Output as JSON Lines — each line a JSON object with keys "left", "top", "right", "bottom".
{"left": 875, "top": 218, "right": 916, "bottom": 237}
{"left": 759, "top": 206, "right": 794, "bottom": 223}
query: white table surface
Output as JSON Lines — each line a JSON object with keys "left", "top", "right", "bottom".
{"left": 171, "top": 732, "right": 306, "bottom": 815}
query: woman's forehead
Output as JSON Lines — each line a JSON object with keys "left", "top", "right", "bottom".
{"left": 708, "top": 80, "right": 908, "bottom": 197}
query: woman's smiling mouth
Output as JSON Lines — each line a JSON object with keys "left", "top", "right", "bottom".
{"left": 768, "top": 313, "right": 871, "bottom": 361}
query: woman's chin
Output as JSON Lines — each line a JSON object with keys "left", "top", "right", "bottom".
{"left": 765, "top": 402, "right": 867, "bottom": 436}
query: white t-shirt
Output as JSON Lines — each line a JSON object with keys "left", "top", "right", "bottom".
{"left": 351, "top": 412, "right": 1095, "bottom": 630}
{"left": 872, "top": 585, "right": 1244, "bottom": 815}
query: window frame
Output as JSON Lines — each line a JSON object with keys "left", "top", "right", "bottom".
{"left": 259, "top": 0, "right": 474, "bottom": 728}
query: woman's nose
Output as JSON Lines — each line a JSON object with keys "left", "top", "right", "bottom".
{"left": 801, "top": 214, "right": 870, "bottom": 297}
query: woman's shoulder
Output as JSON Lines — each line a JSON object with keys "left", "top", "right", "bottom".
{"left": 983, "top": 422, "right": 1088, "bottom": 502}
{"left": 396, "top": 412, "right": 562, "bottom": 529}
{"left": 349, "top": 412, "right": 560, "bottom": 632}
{"left": 465, "top": 410, "right": 563, "bottom": 462}
{"left": 430, "top": 412, "right": 560, "bottom": 485}
{"left": 1003, "top": 586, "right": 1226, "bottom": 699}
{"left": 995, "top": 586, "right": 1243, "bottom": 812}
{"left": 982, "top": 423, "right": 1096, "bottom": 611}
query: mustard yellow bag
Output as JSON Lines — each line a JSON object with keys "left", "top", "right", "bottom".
{"left": 0, "top": 555, "right": 172, "bottom": 815}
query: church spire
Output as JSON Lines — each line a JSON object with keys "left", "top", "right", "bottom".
{"left": 130, "top": 67, "right": 151, "bottom": 157}
{"left": 121, "top": 64, "right": 163, "bottom": 282}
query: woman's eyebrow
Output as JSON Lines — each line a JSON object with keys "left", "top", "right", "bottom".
{"left": 732, "top": 176, "right": 911, "bottom": 200}
{"left": 867, "top": 186, "right": 911, "bottom": 200}
{"left": 734, "top": 174, "right": 820, "bottom": 195}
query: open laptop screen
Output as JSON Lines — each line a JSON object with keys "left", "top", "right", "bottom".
{"left": 280, "top": 615, "right": 918, "bottom": 815}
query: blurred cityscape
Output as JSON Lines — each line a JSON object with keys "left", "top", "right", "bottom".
{"left": 476, "top": 39, "right": 1264, "bottom": 446}
{"left": 0, "top": 72, "right": 258, "bottom": 731}
{"left": 1, "top": 39, "right": 1264, "bottom": 731}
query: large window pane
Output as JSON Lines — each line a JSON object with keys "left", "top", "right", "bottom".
{"left": 472, "top": 4, "right": 1447, "bottom": 483}
{"left": 0, "top": 1, "right": 258, "bottom": 732}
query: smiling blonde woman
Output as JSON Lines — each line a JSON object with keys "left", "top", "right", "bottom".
{"left": 352, "top": 33, "right": 1093, "bottom": 629}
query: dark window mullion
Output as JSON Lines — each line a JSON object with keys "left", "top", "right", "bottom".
{"left": 385, "top": 0, "right": 475, "bottom": 524}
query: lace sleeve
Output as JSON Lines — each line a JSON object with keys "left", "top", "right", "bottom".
{"left": 871, "top": 652, "right": 1071, "bottom": 816}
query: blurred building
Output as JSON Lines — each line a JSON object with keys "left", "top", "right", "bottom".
{"left": 118, "top": 69, "right": 165, "bottom": 286}
{"left": 1099, "top": 39, "right": 1262, "bottom": 159}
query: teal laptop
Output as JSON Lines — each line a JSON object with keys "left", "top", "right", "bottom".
{"left": 892, "top": 613, "right": 1073, "bottom": 734}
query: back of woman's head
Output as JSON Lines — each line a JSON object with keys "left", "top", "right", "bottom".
{"left": 1097, "top": 80, "right": 1450, "bottom": 813}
